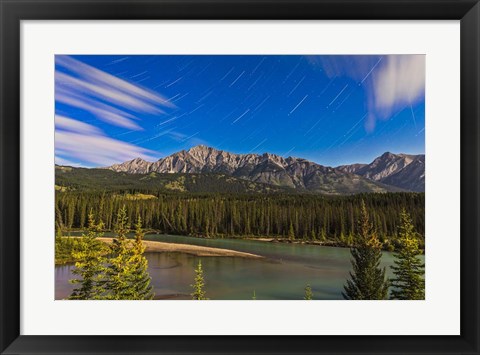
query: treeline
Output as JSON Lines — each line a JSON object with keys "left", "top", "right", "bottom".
{"left": 56, "top": 191, "right": 424, "bottom": 249}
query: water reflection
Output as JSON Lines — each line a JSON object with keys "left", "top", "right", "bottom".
{"left": 55, "top": 235, "right": 407, "bottom": 300}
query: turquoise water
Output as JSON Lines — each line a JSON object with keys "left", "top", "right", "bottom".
{"left": 55, "top": 234, "right": 401, "bottom": 300}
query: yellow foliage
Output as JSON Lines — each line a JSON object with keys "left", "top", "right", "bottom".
{"left": 164, "top": 177, "right": 186, "bottom": 192}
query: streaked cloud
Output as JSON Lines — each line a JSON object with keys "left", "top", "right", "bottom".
{"left": 56, "top": 88, "right": 142, "bottom": 130}
{"left": 55, "top": 71, "right": 163, "bottom": 116}
{"left": 315, "top": 55, "right": 425, "bottom": 132}
{"left": 55, "top": 55, "right": 176, "bottom": 130}
{"left": 370, "top": 55, "right": 425, "bottom": 124}
{"left": 54, "top": 155, "right": 83, "bottom": 167}
{"left": 55, "top": 115, "right": 157, "bottom": 166}
{"left": 56, "top": 56, "right": 174, "bottom": 107}
{"left": 55, "top": 115, "right": 102, "bottom": 135}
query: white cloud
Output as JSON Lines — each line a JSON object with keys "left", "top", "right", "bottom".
{"left": 55, "top": 115, "right": 102, "bottom": 135}
{"left": 316, "top": 55, "right": 425, "bottom": 132}
{"left": 56, "top": 56, "right": 174, "bottom": 109}
{"left": 55, "top": 116, "right": 158, "bottom": 166}
{"left": 371, "top": 55, "right": 425, "bottom": 119}
{"left": 55, "top": 55, "right": 177, "bottom": 131}
{"left": 56, "top": 89, "right": 142, "bottom": 130}
{"left": 56, "top": 71, "right": 164, "bottom": 115}
{"left": 364, "top": 55, "right": 425, "bottom": 132}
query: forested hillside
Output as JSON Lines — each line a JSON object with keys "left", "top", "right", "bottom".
{"left": 55, "top": 166, "right": 292, "bottom": 194}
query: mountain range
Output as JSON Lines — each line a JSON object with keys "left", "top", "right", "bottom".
{"left": 105, "top": 145, "right": 424, "bottom": 194}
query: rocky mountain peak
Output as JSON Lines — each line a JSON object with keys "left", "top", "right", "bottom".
{"left": 188, "top": 144, "right": 211, "bottom": 153}
{"left": 336, "top": 152, "right": 425, "bottom": 192}
{"left": 109, "top": 157, "right": 151, "bottom": 174}
{"left": 261, "top": 152, "right": 286, "bottom": 166}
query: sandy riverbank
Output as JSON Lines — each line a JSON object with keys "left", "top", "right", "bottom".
{"left": 97, "top": 238, "right": 263, "bottom": 258}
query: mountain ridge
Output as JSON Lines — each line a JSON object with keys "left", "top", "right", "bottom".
{"left": 103, "top": 145, "right": 422, "bottom": 194}
{"left": 337, "top": 151, "right": 425, "bottom": 192}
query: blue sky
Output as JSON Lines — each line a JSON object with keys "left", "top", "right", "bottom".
{"left": 55, "top": 55, "right": 425, "bottom": 167}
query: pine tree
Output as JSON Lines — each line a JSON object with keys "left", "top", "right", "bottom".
{"left": 304, "top": 284, "right": 313, "bottom": 300}
{"left": 104, "top": 206, "right": 136, "bottom": 300}
{"left": 342, "top": 200, "right": 389, "bottom": 300}
{"left": 390, "top": 210, "right": 425, "bottom": 300}
{"left": 129, "top": 216, "right": 155, "bottom": 300}
{"left": 69, "top": 211, "right": 106, "bottom": 300}
{"left": 191, "top": 260, "right": 208, "bottom": 300}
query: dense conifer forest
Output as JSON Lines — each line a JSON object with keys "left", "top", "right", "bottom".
{"left": 55, "top": 190, "right": 424, "bottom": 250}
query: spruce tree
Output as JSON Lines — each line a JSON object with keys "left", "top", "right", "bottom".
{"left": 304, "top": 284, "right": 313, "bottom": 300}
{"left": 390, "top": 210, "right": 425, "bottom": 300}
{"left": 342, "top": 200, "right": 389, "bottom": 300}
{"left": 69, "top": 211, "right": 106, "bottom": 300}
{"left": 129, "top": 216, "right": 155, "bottom": 300}
{"left": 191, "top": 260, "right": 208, "bottom": 300}
{"left": 104, "top": 206, "right": 136, "bottom": 300}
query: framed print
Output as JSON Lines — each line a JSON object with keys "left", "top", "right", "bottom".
{"left": 1, "top": 0, "right": 479, "bottom": 354}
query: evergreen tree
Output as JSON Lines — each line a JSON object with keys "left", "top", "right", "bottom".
{"left": 69, "top": 211, "right": 106, "bottom": 300}
{"left": 288, "top": 222, "right": 295, "bottom": 241}
{"left": 129, "top": 216, "right": 155, "bottom": 300}
{"left": 342, "top": 200, "right": 389, "bottom": 300}
{"left": 304, "top": 284, "right": 313, "bottom": 300}
{"left": 191, "top": 260, "right": 208, "bottom": 300}
{"left": 320, "top": 228, "right": 327, "bottom": 242}
{"left": 390, "top": 210, "right": 425, "bottom": 300}
{"left": 104, "top": 206, "right": 136, "bottom": 300}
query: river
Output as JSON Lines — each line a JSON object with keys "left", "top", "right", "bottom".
{"left": 55, "top": 234, "right": 402, "bottom": 300}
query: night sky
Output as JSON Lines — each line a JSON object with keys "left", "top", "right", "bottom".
{"left": 55, "top": 55, "right": 425, "bottom": 167}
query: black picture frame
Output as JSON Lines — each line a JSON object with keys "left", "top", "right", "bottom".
{"left": 1, "top": 1, "right": 479, "bottom": 354}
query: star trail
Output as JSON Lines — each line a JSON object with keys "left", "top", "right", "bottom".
{"left": 55, "top": 55, "right": 425, "bottom": 167}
